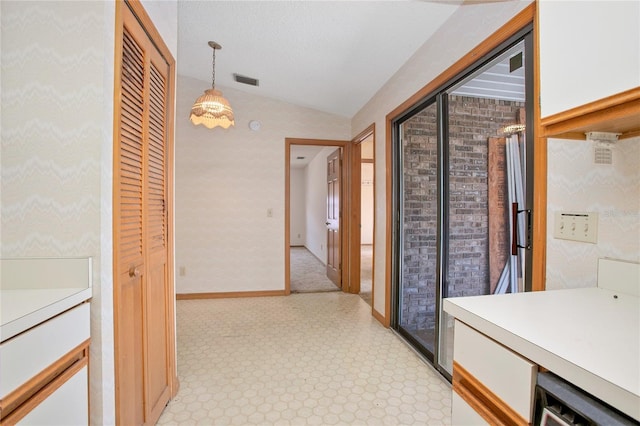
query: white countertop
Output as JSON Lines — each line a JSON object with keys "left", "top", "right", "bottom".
{"left": 444, "top": 287, "right": 640, "bottom": 421}
{"left": 0, "top": 287, "right": 92, "bottom": 342}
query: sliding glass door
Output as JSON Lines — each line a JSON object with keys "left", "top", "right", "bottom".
{"left": 393, "top": 31, "right": 533, "bottom": 377}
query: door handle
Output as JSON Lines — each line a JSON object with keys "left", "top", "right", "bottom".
{"left": 511, "top": 203, "right": 532, "bottom": 255}
{"left": 325, "top": 222, "right": 330, "bottom": 226}
{"left": 129, "top": 266, "right": 142, "bottom": 278}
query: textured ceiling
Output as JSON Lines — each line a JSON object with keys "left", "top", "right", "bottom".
{"left": 177, "top": 1, "right": 462, "bottom": 118}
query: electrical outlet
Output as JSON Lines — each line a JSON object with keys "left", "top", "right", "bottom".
{"left": 179, "top": 266, "right": 186, "bottom": 276}
{"left": 554, "top": 211, "right": 598, "bottom": 244}
{"left": 267, "top": 208, "right": 273, "bottom": 217}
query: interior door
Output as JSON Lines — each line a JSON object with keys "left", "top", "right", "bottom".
{"left": 326, "top": 148, "right": 342, "bottom": 287}
{"left": 116, "top": 18, "right": 147, "bottom": 426}
{"left": 115, "top": 3, "right": 173, "bottom": 424}
{"left": 144, "top": 43, "right": 172, "bottom": 423}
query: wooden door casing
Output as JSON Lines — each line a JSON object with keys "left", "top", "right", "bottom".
{"left": 326, "top": 148, "right": 342, "bottom": 287}
{"left": 114, "top": 1, "right": 176, "bottom": 425}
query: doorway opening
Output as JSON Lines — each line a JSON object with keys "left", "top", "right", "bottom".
{"left": 285, "top": 130, "right": 375, "bottom": 303}
{"left": 285, "top": 138, "right": 351, "bottom": 295}
{"left": 354, "top": 128, "right": 375, "bottom": 307}
{"left": 288, "top": 144, "right": 344, "bottom": 294}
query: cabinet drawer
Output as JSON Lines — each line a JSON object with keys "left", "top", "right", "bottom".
{"left": 17, "top": 365, "right": 88, "bottom": 426}
{"left": 452, "top": 390, "right": 489, "bottom": 426}
{"left": 0, "top": 303, "right": 90, "bottom": 399}
{"left": 453, "top": 320, "right": 536, "bottom": 423}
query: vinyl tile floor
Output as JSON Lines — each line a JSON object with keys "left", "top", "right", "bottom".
{"left": 158, "top": 292, "right": 452, "bottom": 425}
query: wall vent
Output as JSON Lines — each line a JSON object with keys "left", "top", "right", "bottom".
{"left": 233, "top": 73, "right": 259, "bottom": 86}
{"left": 594, "top": 144, "right": 613, "bottom": 165}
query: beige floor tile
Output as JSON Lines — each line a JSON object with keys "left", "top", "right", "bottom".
{"left": 158, "top": 292, "right": 451, "bottom": 425}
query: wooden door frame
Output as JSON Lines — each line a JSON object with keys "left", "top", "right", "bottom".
{"left": 349, "top": 125, "right": 377, "bottom": 311}
{"left": 113, "top": 0, "right": 178, "bottom": 422}
{"left": 285, "top": 138, "right": 352, "bottom": 294}
{"left": 383, "top": 4, "right": 538, "bottom": 328}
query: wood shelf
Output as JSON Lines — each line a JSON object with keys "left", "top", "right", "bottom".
{"left": 541, "top": 87, "right": 640, "bottom": 140}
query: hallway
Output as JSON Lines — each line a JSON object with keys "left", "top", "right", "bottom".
{"left": 158, "top": 292, "right": 451, "bottom": 425}
{"left": 290, "top": 247, "right": 340, "bottom": 293}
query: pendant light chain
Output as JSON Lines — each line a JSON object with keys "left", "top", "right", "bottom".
{"left": 211, "top": 47, "right": 216, "bottom": 89}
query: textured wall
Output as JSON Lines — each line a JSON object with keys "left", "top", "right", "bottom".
{"left": 361, "top": 162, "right": 374, "bottom": 244}
{"left": 1, "top": 1, "right": 102, "bottom": 258}
{"left": 1, "top": 1, "right": 178, "bottom": 423}
{"left": 290, "top": 168, "right": 306, "bottom": 246}
{"left": 175, "top": 76, "right": 350, "bottom": 294}
{"left": 546, "top": 137, "right": 640, "bottom": 289}
{"left": 0, "top": 2, "right": 111, "bottom": 423}
{"left": 351, "top": 0, "right": 534, "bottom": 317}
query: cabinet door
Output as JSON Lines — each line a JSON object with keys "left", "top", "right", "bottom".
{"left": 539, "top": 1, "right": 640, "bottom": 117}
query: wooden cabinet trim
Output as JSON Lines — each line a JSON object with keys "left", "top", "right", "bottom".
{"left": 541, "top": 87, "right": 640, "bottom": 139}
{"left": 452, "top": 360, "right": 529, "bottom": 426}
{"left": 0, "top": 340, "right": 89, "bottom": 425}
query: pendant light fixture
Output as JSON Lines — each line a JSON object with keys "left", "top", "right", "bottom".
{"left": 190, "top": 41, "right": 235, "bottom": 129}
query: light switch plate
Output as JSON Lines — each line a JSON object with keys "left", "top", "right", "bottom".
{"left": 553, "top": 211, "right": 598, "bottom": 243}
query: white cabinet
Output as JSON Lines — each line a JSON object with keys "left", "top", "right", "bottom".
{"left": 452, "top": 392, "right": 488, "bottom": 426}
{"left": 0, "top": 303, "right": 90, "bottom": 425}
{"left": 538, "top": 0, "right": 640, "bottom": 118}
{"left": 17, "top": 366, "right": 88, "bottom": 426}
{"left": 451, "top": 320, "right": 536, "bottom": 425}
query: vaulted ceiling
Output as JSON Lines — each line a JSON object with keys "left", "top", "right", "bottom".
{"left": 177, "top": 1, "right": 463, "bottom": 118}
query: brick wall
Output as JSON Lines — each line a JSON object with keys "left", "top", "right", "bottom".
{"left": 400, "top": 95, "right": 524, "bottom": 334}
{"left": 401, "top": 103, "right": 438, "bottom": 332}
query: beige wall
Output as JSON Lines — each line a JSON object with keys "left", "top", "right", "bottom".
{"left": 361, "top": 163, "right": 374, "bottom": 245}
{"left": 1, "top": 2, "right": 111, "bottom": 422}
{"left": 289, "top": 167, "right": 306, "bottom": 246}
{"left": 350, "top": 0, "right": 534, "bottom": 316}
{"left": 0, "top": 1, "right": 177, "bottom": 423}
{"left": 546, "top": 137, "right": 640, "bottom": 289}
{"left": 175, "top": 75, "right": 350, "bottom": 294}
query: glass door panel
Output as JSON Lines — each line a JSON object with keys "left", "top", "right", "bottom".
{"left": 438, "top": 40, "right": 529, "bottom": 375}
{"left": 398, "top": 101, "right": 439, "bottom": 359}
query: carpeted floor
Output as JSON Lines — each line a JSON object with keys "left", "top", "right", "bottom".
{"left": 290, "top": 247, "right": 340, "bottom": 293}
{"left": 290, "top": 245, "right": 373, "bottom": 307}
{"left": 360, "top": 245, "right": 373, "bottom": 306}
